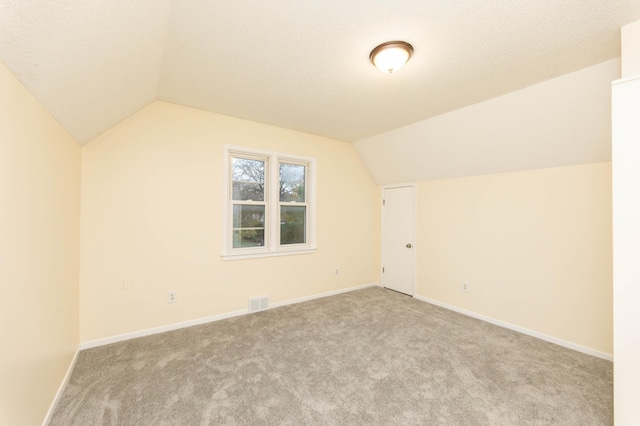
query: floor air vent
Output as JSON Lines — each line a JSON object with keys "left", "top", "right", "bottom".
{"left": 248, "top": 296, "right": 269, "bottom": 313}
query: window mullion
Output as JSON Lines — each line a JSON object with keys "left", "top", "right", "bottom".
{"left": 276, "top": 158, "right": 282, "bottom": 249}
{"left": 269, "top": 155, "right": 279, "bottom": 251}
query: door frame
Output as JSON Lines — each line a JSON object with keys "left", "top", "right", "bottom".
{"left": 381, "top": 182, "right": 417, "bottom": 297}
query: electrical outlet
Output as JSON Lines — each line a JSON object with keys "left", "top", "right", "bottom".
{"left": 123, "top": 278, "right": 133, "bottom": 290}
{"left": 461, "top": 281, "right": 470, "bottom": 293}
{"left": 168, "top": 291, "right": 177, "bottom": 304}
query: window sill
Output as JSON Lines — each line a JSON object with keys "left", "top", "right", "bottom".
{"left": 221, "top": 247, "right": 317, "bottom": 261}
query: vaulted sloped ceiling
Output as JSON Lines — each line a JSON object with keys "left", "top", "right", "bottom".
{"left": 0, "top": 0, "right": 172, "bottom": 144}
{"left": 1, "top": 0, "right": 640, "bottom": 145}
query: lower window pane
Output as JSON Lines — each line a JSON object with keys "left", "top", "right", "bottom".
{"left": 233, "top": 205, "right": 265, "bottom": 248}
{"left": 233, "top": 205, "right": 265, "bottom": 228}
{"left": 280, "top": 206, "right": 306, "bottom": 245}
{"left": 233, "top": 229, "right": 265, "bottom": 248}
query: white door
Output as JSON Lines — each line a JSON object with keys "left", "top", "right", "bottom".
{"left": 381, "top": 185, "right": 414, "bottom": 296}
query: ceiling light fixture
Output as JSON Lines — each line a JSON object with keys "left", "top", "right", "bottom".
{"left": 369, "top": 41, "right": 414, "bottom": 74}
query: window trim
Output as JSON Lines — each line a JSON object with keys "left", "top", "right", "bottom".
{"left": 222, "top": 145, "right": 316, "bottom": 260}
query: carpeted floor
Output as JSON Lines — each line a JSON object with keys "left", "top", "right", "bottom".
{"left": 49, "top": 287, "right": 613, "bottom": 425}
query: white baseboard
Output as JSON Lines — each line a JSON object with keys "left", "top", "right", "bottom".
{"left": 270, "top": 282, "right": 379, "bottom": 309}
{"left": 42, "top": 345, "right": 80, "bottom": 426}
{"left": 79, "top": 308, "right": 247, "bottom": 350}
{"left": 413, "top": 294, "right": 613, "bottom": 362}
{"left": 80, "top": 282, "right": 379, "bottom": 350}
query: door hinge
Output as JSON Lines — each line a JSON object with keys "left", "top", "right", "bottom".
{"left": 382, "top": 267, "right": 385, "bottom": 273}
{"left": 383, "top": 199, "right": 385, "bottom": 206}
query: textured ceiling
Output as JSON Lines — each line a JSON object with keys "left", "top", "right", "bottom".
{"left": 1, "top": 0, "right": 640, "bottom": 145}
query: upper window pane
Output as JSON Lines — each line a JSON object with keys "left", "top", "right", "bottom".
{"left": 279, "top": 163, "right": 305, "bottom": 202}
{"left": 232, "top": 158, "right": 265, "bottom": 201}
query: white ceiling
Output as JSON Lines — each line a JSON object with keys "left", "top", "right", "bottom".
{"left": 1, "top": 0, "right": 640, "bottom": 145}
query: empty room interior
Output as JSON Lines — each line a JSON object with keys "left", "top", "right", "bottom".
{"left": 2, "top": 1, "right": 640, "bottom": 425}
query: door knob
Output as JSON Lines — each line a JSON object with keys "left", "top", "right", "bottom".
{"left": 406, "top": 243, "right": 412, "bottom": 248}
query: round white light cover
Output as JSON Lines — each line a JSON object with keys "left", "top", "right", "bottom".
{"left": 373, "top": 46, "right": 410, "bottom": 73}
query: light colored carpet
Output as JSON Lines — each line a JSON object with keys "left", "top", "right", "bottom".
{"left": 49, "top": 287, "right": 612, "bottom": 425}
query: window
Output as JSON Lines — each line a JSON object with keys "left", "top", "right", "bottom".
{"left": 223, "top": 146, "right": 316, "bottom": 259}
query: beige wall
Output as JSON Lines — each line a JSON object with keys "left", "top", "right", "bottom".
{"left": 355, "top": 58, "right": 616, "bottom": 357}
{"left": 0, "top": 62, "right": 81, "bottom": 425}
{"left": 622, "top": 20, "right": 640, "bottom": 78}
{"left": 416, "top": 163, "right": 612, "bottom": 355}
{"left": 80, "top": 101, "right": 380, "bottom": 342}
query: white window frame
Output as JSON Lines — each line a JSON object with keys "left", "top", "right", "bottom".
{"left": 222, "top": 145, "right": 316, "bottom": 260}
